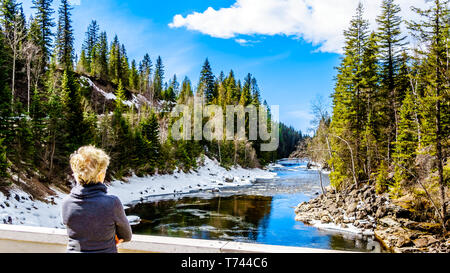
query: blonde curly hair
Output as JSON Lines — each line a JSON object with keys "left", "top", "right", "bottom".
{"left": 70, "top": 145, "right": 110, "bottom": 185}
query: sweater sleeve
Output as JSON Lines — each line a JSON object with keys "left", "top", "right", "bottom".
{"left": 113, "top": 197, "right": 133, "bottom": 242}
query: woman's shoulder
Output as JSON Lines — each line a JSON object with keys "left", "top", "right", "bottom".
{"left": 104, "top": 194, "right": 124, "bottom": 207}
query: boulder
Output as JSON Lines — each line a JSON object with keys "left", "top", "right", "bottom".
{"left": 346, "top": 202, "right": 358, "bottom": 214}
{"left": 378, "top": 217, "right": 402, "bottom": 228}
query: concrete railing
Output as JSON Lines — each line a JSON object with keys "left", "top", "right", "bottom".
{"left": 0, "top": 224, "right": 349, "bottom": 253}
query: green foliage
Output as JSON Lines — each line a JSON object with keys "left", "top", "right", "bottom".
{"left": 375, "top": 161, "right": 390, "bottom": 194}
{"left": 0, "top": 138, "right": 9, "bottom": 181}
{"left": 31, "top": 0, "right": 55, "bottom": 65}
{"left": 56, "top": 0, "right": 74, "bottom": 69}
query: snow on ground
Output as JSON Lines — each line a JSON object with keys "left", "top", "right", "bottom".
{"left": 80, "top": 76, "right": 150, "bottom": 108}
{"left": 309, "top": 220, "right": 374, "bottom": 237}
{"left": 0, "top": 157, "right": 276, "bottom": 229}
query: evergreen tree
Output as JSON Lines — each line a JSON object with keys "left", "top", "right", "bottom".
{"left": 251, "top": 77, "right": 261, "bottom": 106}
{"left": 108, "top": 35, "right": 121, "bottom": 85}
{"left": 82, "top": 20, "right": 99, "bottom": 73}
{"left": 0, "top": 0, "right": 19, "bottom": 32}
{"left": 0, "top": 29, "right": 12, "bottom": 143}
{"left": 31, "top": 0, "right": 54, "bottom": 66}
{"left": 139, "top": 111, "right": 160, "bottom": 171}
{"left": 409, "top": 0, "right": 450, "bottom": 228}
{"left": 120, "top": 44, "right": 129, "bottom": 87}
{"left": 152, "top": 56, "right": 164, "bottom": 101}
{"left": 198, "top": 58, "right": 215, "bottom": 103}
{"left": 376, "top": 0, "right": 408, "bottom": 161}
{"left": 93, "top": 31, "right": 108, "bottom": 79}
{"left": 239, "top": 73, "right": 252, "bottom": 106}
{"left": 56, "top": 0, "right": 74, "bottom": 69}
{"left": 76, "top": 49, "right": 88, "bottom": 73}
{"left": 393, "top": 89, "right": 419, "bottom": 187}
{"left": 139, "top": 53, "right": 152, "bottom": 94}
{"left": 329, "top": 3, "right": 369, "bottom": 189}
{"left": 129, "top": 59, "right": 139, "bottom": 91}
{"left": 178, "top": 76, "right": 193, "bottom": 104}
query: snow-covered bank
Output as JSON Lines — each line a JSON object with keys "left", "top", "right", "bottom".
{"left": 0, "top": 157, "right": 276, "bottom": 229}
{"left": 108, "top": 157, "right": 277, "bottom": 205}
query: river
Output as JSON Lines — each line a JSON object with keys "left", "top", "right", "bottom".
{"left": 126, "top": 159, "right": 384, "bottom": 252}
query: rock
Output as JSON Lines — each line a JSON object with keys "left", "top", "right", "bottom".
{"left": 413, "top": 237, "right": 430, "bottom": 248}
{"left": 356, "top": 210, "right": 367, "bottom": 220}
{"left": 413, "top": 236, "right": 440, "bottom": 248}
{"left": 375, "top": 206, "right": 387, "bottom": 218}
{"left": 321, "top": 215, "right": 332, "bottom": 223}
{"left": 346, "top": 202, "right": 358, "bottom": 214}
{"left": 225, "top": 177, "right": 234, "bottom": 183}
{"left": 378, "top": 217, "right": 402, "bottom": 228}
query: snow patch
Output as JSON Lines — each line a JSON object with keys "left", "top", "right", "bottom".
{"left": 0, "top": 157, "right": 276, "bottom": 229}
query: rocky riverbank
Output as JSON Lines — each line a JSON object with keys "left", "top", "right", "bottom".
{"left": 295, "top": 183, "right": 450, "bottom": 253}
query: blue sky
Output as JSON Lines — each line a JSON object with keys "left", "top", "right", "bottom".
{"left": 21, "top": 0, "right": 427, "bottom": 134}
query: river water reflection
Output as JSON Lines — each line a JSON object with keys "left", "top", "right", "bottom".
{"left": 126, "top": 160, "right": 384, "bottom": 252}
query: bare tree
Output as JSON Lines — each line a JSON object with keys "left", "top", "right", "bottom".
{"left": 4, "top": 12, "right": 27, "bottom": 110}
{"left": 22, "top": 40, "right": 41, "bottom": 114}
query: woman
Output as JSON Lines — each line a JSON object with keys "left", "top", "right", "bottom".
{"left": 62, "top": 145, "right": 132, "bottom": 253}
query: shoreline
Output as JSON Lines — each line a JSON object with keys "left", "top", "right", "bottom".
{"left": 0, "top": 157, "right": 277, "bottom": 229}
{"left": 294, "top": 183, "right": 450, "bottom": 253}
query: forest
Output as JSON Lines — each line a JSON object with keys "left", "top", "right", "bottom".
{"left": 304, "top": 0, "right": 449, "bottom": 231}
{"left": 0, "top": 0, "right": 303, "bottom": 190}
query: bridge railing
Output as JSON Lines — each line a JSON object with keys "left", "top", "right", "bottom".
{"left": 0, "top": 224, "right": 350, "bottom": 253}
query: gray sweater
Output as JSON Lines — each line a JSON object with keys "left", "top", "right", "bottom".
{"left": 61, "top": 183, "right": 132, "bottom": 253}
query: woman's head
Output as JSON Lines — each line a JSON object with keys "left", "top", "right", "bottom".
{"left": 70, "top": 145, "right": 110, "bottom": 186}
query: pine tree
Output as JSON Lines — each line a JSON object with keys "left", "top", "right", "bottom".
{"left": 152, "top": 56, "right": 164, "bottom": 101}
{"left": 139, "top": 53, "right": 152, "bottom": 94}
{"left": 178, "top": 76, "right": 193, "bottom": 104}
{"left": 76, "top": 49, "right": 88, "bottom": 73}
{"left": 31, "top": 0, "right": 54, "bottom": 66}
{"left": 239, "top": 73, "right": 252, "bottom": 106}
{"left": 251, "top": 77, "right": 261, "bottom": 106}
{"left": 56, "top": 0, "right": 74, "bottom": 70}
{"left": 225, "top": 70, "right": 238, "bottom": 105}
{"left": 409, "top": 0, "right": 450, "bottom": 228}
{"left": 120, "top": 44, "right": 129, "bottom": 87}
{"left": 129, "top": 59, "right": 139, "bottom": 91}
{"left": 110, "top": 80, "right": 132, "bottom": 177}
{"left": 108, "top": 35, "right": 121, "bottom": 85}
{"left": 94, "top": 31, "right": 108, "bottom": 79}
{"left": 393, "top": 89, "right": 419, "bottom": 186}
{"left": 198, "top": 58, "right": 215, "bottom": 103}
{"left": 0, "top": 29, "right": 12, "bottom": 143}
{"left": 61, "top": 69, "right": 93, "bottom": 154}
{"left": 82, "top": 20, "right": 99, "bottom": 73}
{"left": 140, "top": 111, "right": 160, "bottom": 171}
{"left": 376, "top": 0, "right": 408, "bottom": 162}
{"left": 0, "top": 0, "right": 19, "bottom": 32}
{"left": 361, "top": 32, "right": 380, "bottom": 178}
{"left": 329, "top": 3, "right": 370, "bottom": 188}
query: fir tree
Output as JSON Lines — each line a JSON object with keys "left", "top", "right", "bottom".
{"left": 139, "top": 53, "right": 152, "bottom": 94}
{"left": 198, "top": 58, "right": 215, "bottom": 103}
{"left": 376, "top": 0, "right": 408, "bottom": 161}
{"left": 152, "top": 56, "right": 164, "bottom": 101}
{"left": 31, "top": 0, "right": 54, "bottom": 66}
{"left": 56, "top": 0, "right": 74, "bottom": 69}
{"left": 82, "top": 20, "right": 99, "bottom": 73}
{"left": 329, "top": 3, "right": 370, "bottom": 188}
{"left": 129, "top": 59, "right": 139, "bottom": 91}
{"left": 409, "top": 0, "right": 450, "bottom": 229}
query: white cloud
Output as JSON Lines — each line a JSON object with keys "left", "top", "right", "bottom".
{"left": 169, "top": 0, "right": 430, "bottom": 54}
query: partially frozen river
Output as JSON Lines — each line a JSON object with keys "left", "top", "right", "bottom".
{"left": 126, "top": 160, "right": 383, "bottom": 252}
